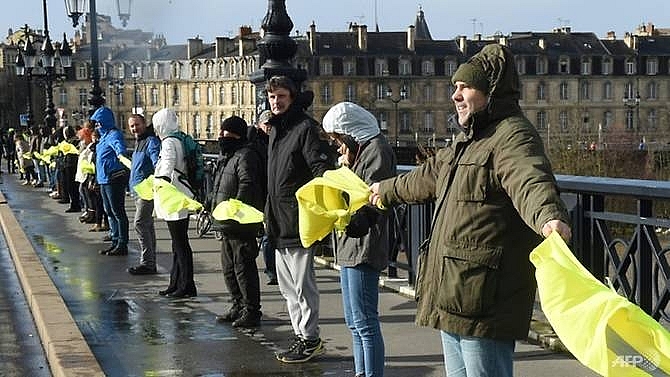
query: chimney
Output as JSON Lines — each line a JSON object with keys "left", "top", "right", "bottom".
{"left": 538, "top": 37, "right": 546, "bottom": 49}
{"left": 358, "top": 24, "right": 368, "bottom": 51}
{"left": 187, "top": 36, "right": 203, "bottom": 59}
{"left": 215, "top": 37, "right": 229, "bottom": 58}
{"left": 309, "top": 21, "right": 316, "bottom": 54}
{"left": 407, "top": 25, "right": 416, "bottom": 51}
{"left": 474, "top": 33, "right": 482, "bottom": 41}
{"left": 499, "top": 36, "right": 507, "bottom": 46}
{"left": 458, "top": 35, "right": 467, "bottom": 54}
{"left": 606, "top": 31, "right": 616, "bottom": 40}
{"left": 239, "top": 26, "right": 252, "bottom": 37}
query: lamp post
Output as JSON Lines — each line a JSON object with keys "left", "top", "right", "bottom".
{"left": 15, "top": 8, "right": 72, "bottom": 131}
{"left": 386, "top": 85, "right": 407, "bottom": 147}
{"left": 116, "top": 0, "right": 132, "bottom": 27}
{"left": 131, "top": 69, "right": 142, "bottom": 114}
{"left": 108, "top": 78, "right": 124, "bottom": 127}
{"left": 64, "top": 0, "right": 105, "bottom": 114}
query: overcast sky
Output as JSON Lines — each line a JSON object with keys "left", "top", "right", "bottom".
{"left": 4, "top": 0, "right": 669, "bottom": 45}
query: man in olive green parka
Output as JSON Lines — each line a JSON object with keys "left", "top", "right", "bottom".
{"left": 370, "top": 44, "right": 572, "bottom": 377}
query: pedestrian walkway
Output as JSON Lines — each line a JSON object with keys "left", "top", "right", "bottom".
{"left": 0, "top": 173, "right": 598, "bottom": 377}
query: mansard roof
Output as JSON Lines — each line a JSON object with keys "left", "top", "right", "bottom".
{"left": 508, "top": 31, "right": 610, "bottom": 56}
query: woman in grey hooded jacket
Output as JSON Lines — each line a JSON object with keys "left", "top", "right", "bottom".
{"left": 322, "top": 102, "right": 396, "bottom": 377}
{"left": 152, "top": 108, "right": 197, "bottom": 298}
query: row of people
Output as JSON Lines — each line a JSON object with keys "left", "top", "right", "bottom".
{"left": 28, "top": 43, "right": 572, "bottom": 377}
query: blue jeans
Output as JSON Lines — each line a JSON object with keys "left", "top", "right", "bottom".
{"left": 260, "top": 235, "right": 276, "bottom": 281}
{"left": 101, "top": 182, "right": 129, "bottom": 248}
{"left": 341, "top": 264, "right": 384, "bottom": 377}
{"left": 440, "top": 331, "right": 515, "bottom": 377}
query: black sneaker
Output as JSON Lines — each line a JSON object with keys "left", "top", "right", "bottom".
{"left": 128, "top": 265, "right": 157, "bottom": 275}
{"left": 231, "top": 309, "right": 261, "bottom": 328}
{"left": 277, "top": 337, "right": 324, "bottom": 363}
{"left": 215, "top": 305, "right": 242, "bottom": 323}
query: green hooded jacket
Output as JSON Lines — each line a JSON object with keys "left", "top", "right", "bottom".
{"left": 378, "top": 44, "right": 570, "bottom": 340}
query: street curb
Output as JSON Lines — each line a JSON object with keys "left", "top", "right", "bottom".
{"left": 0, "top": 190, "right": 105, "bottom": 377}
{"left": 314, "top": 255, "right": 569, "bottom": 354}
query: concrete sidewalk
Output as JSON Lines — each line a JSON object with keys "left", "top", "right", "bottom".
{"left": 0, "top": 173, "right": 598, "bottom": 377}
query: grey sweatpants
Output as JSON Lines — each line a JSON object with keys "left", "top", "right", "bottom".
{"left": 134, "top": 197, "right": 156, "bottom": 268}
{"left": 275, "top": 246, "right": 320, "bottom": 340}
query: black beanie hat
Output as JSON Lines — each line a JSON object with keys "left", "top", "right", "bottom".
{"left": 221, "top": 116, "right": 248, "bottom": 139}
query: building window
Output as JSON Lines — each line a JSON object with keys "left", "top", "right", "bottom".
{"left": 206, "top": 62, "right": 214, "bottom": 78}
{"left": 172, "top": 62, "right": 181, "bottom": 79}
{"left": 206, "top": 114, "right": 214, "bottom": 139}
{"left": 219, "top": 86, "right": 225, "bottom": 105}
{"left": 193, "top": 113, "right": 201, "bottom": 138}
{"left": 603, "top": 81, "right": 613, "bottom": 100}
{"left": 58, "top": 87, "right": 67, "bottom": 107}
{"left": 602, "top": 57, "right": 612, "bottom": 75}
{"left": 231, "top": 85, "right": 237, "bottom": 105}
{"left": 378, "top": 111, "right": 387, "bottom": 131}
{"left": 536, "top": 56, "right": 548, "bottom": 74}
{"left": 151, "top": 86, "right": 159, "bottom": 106}
{"left": 559, "top": 110, "right": 568, "bottom": 131}
{"left": 625, "top": 109, "right": 635, "bottom": 130}
{"left": 625, "top": 82, "right": 635, "bottom": 99}
{"left": 560, "top": 81, "right": 569, "bottom": 100}
{"left": 422, "top": 60, "right": 434, "bottom": 76}
{"left": 582, "top": 111, "right": 591, "bottom": 132}
{"left": 603, "top": 111, "right": 613, "bottom": 130}
{"left": 559, "top": 57, "right": 569, "bottom": 74}
{"left": 581, "top": 57, "right": 591, "bottom": 75}
{"left": 423, "top": 111, "right": 434, "bottom": 132}
{"left": 647, "top": 81, "right": 658, "bottom": 99}
{"left": 648, "top": 109, "right": 657, "bottom": 129}
{"left": 399, "top": 59, "right": 411, "bottom": 75}
{"left": 516, "top": 56, "right": 526, "bottom": 75}
{"left": 345, "top": 83, "right": 356, "bottom": 102}
{"left": 192, "top": 85, "right": 200, "bottom": 105}
{"left": 230, "top": 60, "right": 237, "bottom": 77}
{"left": 625, "top": 58, "right": 636, "bottom": 75}
{"left": 374, "top": 59, "right": 388, "bottom": 76}
{"left": 400, "top": 111, "right": 410, "bottom": 133}
{"left": 344, "top": 60, "right": 355, "bottom": 75}
{"left": 321, "top": 84, "right": 331, "bottom": 104}
{"left": 445, "top": 60, "right": 457, "bottom": 76}
{"left": 376, "top": 83, "right": 385, "bottom": 100}
{"left": 446, "top": 83, "right": 454, "bottom": 98}
{"left": 647, "top": 58, "right": 658, "bottom": 75}
{"left": 424, "top": 85, "right": 433, "bottom": 103}
{"left": 536, "top": 111, "right": 547, "bottom": 130}
{"left": 207, "top": 85, "right": 214, "bottom": 105}
{"left": 172, "top": 85, "right": 180, "bottom": 105}
{"left": 537, "top": 82, "right": 546, "bottom": 100}
{"left": 580, "top": 80, "right": 591, "bottom": 100}
{"left": 320, "top": 59, "right": 333, "bottom": 75}
{"left": 79, "top": 88, "right": 88, "bottom": 107}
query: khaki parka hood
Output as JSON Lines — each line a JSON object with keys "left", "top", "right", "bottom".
{"left": 452, "top": 44, "right": 523, "bottom": 130}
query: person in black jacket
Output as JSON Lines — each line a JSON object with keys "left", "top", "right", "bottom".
{"left": 264, "top": 76, "right": 335, "bottom": 363}
{"left": 211, "top": 116, "right": 265, "bottom": 328}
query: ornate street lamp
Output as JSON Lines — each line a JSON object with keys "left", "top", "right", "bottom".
{"left": 116, "top": 0, "right": 132, "bottom": 27}
{"left": 386, "top": 85, "right": 408, "bottom": 147}
{"left": 15, "top": 8, "right": 72, "bottom": 130}
{"left": 64, "top": 0, "right": 105, "bottom": 113}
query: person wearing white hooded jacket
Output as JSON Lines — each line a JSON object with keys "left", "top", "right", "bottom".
{"left": 322, "top": 102, "right": 396, "bottom": 377}
{"left": 152, "top": 108, "right": 197, "bottom": 298}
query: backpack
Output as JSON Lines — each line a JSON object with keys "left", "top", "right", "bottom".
{"left": 166, "top": 131, "right": 205, "bottom": 200}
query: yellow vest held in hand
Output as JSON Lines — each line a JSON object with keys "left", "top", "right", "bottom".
{"left": 530, "top": 232, "right": 670, "bottom": 376}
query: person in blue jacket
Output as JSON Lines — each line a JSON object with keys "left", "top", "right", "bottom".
{"left": 127, "top": 114, "right": 161, "bottom": 274}
{"left": 91, "top": 106, "right": 130, "bottom": 256}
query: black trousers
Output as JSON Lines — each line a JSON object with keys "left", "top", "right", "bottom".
{"left": 167, "top": 218, "right": 196, "bottom": 294}
{"left": 220, "top": 235, "right": 261, "bottom": 312}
